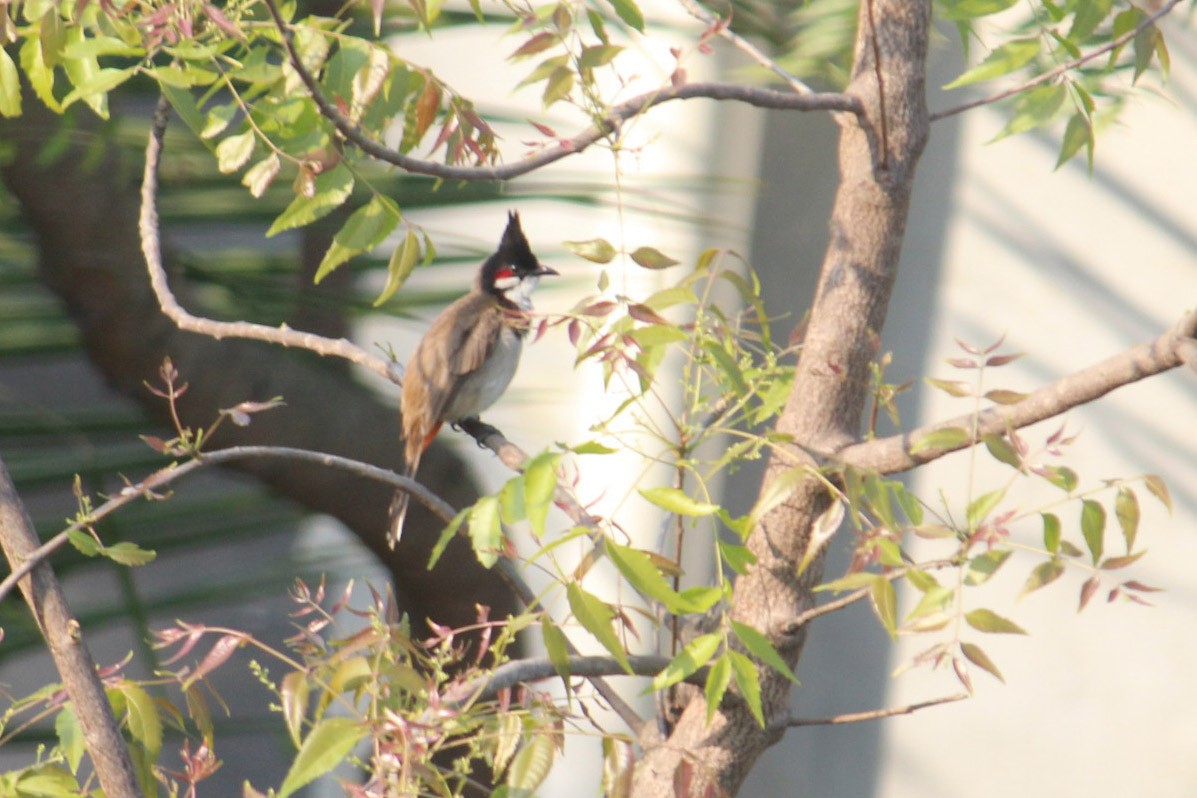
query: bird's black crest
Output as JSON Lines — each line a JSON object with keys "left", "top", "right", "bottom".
{"left": 496, "top": 211, "right": 538, "bottom": 271}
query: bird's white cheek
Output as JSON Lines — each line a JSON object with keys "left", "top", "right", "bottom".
{"left": 503, "top": 275, "right": 539, "bottom": 310}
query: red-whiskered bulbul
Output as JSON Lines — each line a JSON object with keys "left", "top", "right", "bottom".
{"left": 388, "top": 212, "right": 557, "bottom": 547}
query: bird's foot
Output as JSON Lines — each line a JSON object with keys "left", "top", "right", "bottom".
{"left": 456, "top": 417, "right": 501, "bottom": 447}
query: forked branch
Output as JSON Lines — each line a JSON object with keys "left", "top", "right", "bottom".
{"left": 139, "top": 97, "right": 400, "bottom": 385}
{"left": 260, "top": 0, "right": 860, "bottom": 183}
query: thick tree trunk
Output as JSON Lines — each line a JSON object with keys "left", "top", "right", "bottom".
{"left": 633, "top": 2, "right": 930, "bottom": 794}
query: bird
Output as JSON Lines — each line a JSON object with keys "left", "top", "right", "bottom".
{"left": 388, "top": 212, "right": 557, "bottom": 547}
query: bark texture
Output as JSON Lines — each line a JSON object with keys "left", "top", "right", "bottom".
{"left": 0, "top": 97, "right": 517, "bottom": 636}
{"left": 632, "top": 3, "right": 931, "bottom": 794}
{"left": 0, "top": 458, "right": 141, "bottom": 797}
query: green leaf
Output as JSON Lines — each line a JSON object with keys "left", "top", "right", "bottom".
{"left": 649, "top": 632, "right": 721, "bottom": 691}
{"left": 983, "top": 388, "right": 1028, "bottom": 404}
{"left": 703, "top": 653, "right": 732, "bottom": 724}
{"left": 630, "top": 246, "right": 680, "bottom": 269}
{"left": 315, "top": 195, "right": 402, "bottom": 282}
{"left": 717, "top": 539, "right": 756, "bottom": 574}
{"left": 101, "top": 541, "right": 156, "bottom": 567}
{"left": 605, "top": 0, "right": 645, "bottom": 31}
{"left": 924, "top": 376, "right": 972, "bottom": 397}
{"left": 564, "top": 237, "right": 617, "bottom": 263}
{"left": 566, "top": 582, "right": 631, "bottom": 672}
{"left": 62, "top": 34, "right": 144, "bottom": 59}
{"left": 427, "top": 509, "right": 467, "bottom": 569}
{"left": 944, "top": 38, "right": 1040, "bottom": 89}
{"left": 374, "top": 229, "right": 421, "bottom": 306}
{"left": 268, "top": 164, "right": 355, "bottom": 237}
{"left": 279, "top": 671, "right": 309, "bottom": 748}
{"left": 981, "top": 434, "right": 1021, "bottom": 468}
{"left": 703, "top": 340, "right": 748, "bottom": 396}
{"left": 966, "top": 487, "right": 1006, "bottom": 530}
{"left": 215, "top": 130, "right": 256, "bottom": 174}
{"left": 523, "top": 451, "right": 560, "bottom": 539}
{"left": 20, "top": 35, "right": 60, "bottom": 113}
{"left": 1069, "top": 0, "right": 1113, "bottom": 42}
{"left": 0, "top": 47, "right": 21, "bottom": 118}
{"left": 960, "top": 641, "right": 1005, "bottom": 683}
{"left": 579, "top": 44, "right": 623, "bottom": 68}
{"left": 12, "top": 764, "right": 80, "bottom": 795}
{"left": 1080, "top": 499, "right": 1105, "bottom": 565}
{"left": 727, "top": 650, "right": 764, "bottom": 726}
{"left": 1109, "top": 488, "right": 1137, "bottom": 555}
{"left": 468, "top": 495, "right": 503, "bottom": 568}
{"left": 121, "top": 684, "right": 162, "bottom": 757}
{"left": 242, "top": 153, "right": 281, "bottom": 199}
{"left": 1055, "top": 111, "right": 1094, "bottom": 171}
{"left": 989, "top": 84, "right": 1067, "bottom": 142}
{"left": 910, "top": 426, "right": 970, "bottom": 454}
{"left": 1142, "top": 474, "right": 1172, "bottom": 512}
{"left": 1019, "top": 558, "right": 1064, "bottom": 598}
{"left": 542, "top": 65, "right": 574, "bottom": 106}
{"left": 939, "top": 0, "right": 1018, "bottom": 22}
{"left": 498, "top": 475, "right": 527, "bottom": 525}
{"left": 607, "top": 539, "right": 682, "bottom": 612}
{"left": 62, "top": 66, "right": 135, "bottom": 118}
{"left": 1099, "top": 550, "right": 1147, "bottom": 570}
{"left": 746, "top": 466, "right": 806, "bottom": 532}
{"left": 506, "top": 733, "right": 555, "bottom": 792}
{"left": 1037, "top": 465, "right": 1078, "bottom": 492}
{"left": 869, "top": 576, "right": 898, "bottom": 638}
{"left": 541, "top": 616, "right": 572, "bottom": 681}
{"left": 277, "top": 717, "right": 366, "bottom": 798}
{"left": 639, "top": 486, "right": 718, "bottom": 516}
{"left": 1042, "top": 512, "right": 1061, "bottom": 553}
{"left": 815, "top": 571, "right": 882, "bottom": 593}
{"left": 964, "top": 549, "right": 1012, "bottom": 586}
{"left": 55, "top": 704, "right": 84, "bottom": 773}
{"left": 67, "top": 528, "right": 99, "bottom": 557}
{"left": 965, "top": 608, "right": 1027, "bottom": 634}
{"left": 730, "top": 621, "right": 798, "bottom": 683}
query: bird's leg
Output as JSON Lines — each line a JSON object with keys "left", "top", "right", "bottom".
{"left": 456, "top": 416, "right": 501, "bottom": 447}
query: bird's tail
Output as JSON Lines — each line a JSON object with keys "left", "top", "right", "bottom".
{"left": 388, "top": 460, "right": 418, "bottom": 548}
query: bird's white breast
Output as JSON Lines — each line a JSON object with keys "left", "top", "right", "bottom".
{"left": 443, "top": 326, "right": 523, "bottom": 421}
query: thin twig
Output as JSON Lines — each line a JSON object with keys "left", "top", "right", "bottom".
{"left": 780, "top": 692, "right": 969, "bottom": 728}
{"left": 837, "top": 307, "right": 1197, "bottom": 475}
{"left": 140, "top": 96, "right": 400, "bottom": 385}
{"left": 0, "top": 446, "right": 454, "bottom": 604}
{"left": 676, "top": 0, "right": 815, "bottom": 96}
{"left": 773, "top": 558, "right": 958, "bottom": 641}
{"left": 260, "top": 0, "right": 859, "bottom": 184}
{"left": 930, "top": 0, "right": 1183, "bottom": 122}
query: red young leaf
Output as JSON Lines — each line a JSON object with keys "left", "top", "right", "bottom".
{"left": 1078, "top": 575, "right": 1101, "bottom": 612}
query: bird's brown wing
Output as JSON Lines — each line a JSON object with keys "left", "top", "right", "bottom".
{"left": 401, "top": 293, "right": 502, "bottom": 461}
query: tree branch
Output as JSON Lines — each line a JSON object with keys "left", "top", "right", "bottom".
{"left": 0, "top": 445, "right": 455, "bottom": 605}
{"left": 0, "top": 457, "right": 142, "bottom": 798}
{"left": 140, "top": 95, "right": 400, "bottom": 385}
{"left": 260, "top": 0, "right": 860, "bottom": 183}
{"left": 444, "top": 654, "right": 677, "bottom": 707}
{"left": 837, "top": 308, "right": 1197, "bottom": 475}
{"left": 778, "top": 692, "right": 969, "bottom": 729}
{"left": 929, "top": 0, "right": 1183, "bottom": 122}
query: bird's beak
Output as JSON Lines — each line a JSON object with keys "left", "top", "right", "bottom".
{"left": 536, "top": 263, "right": 559, "bottom": 277}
